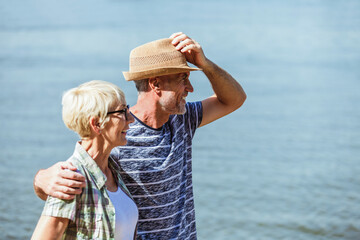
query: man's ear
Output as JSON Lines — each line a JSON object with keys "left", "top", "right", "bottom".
{"left": 89, "top": 117, "right": 101, "bottom": 134}
{"left": 149, "top": 77, "right": 162, "bottom": 94}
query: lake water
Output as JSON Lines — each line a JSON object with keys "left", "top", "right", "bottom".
{"left": 1, "top": 0, "right": 359, "bottom": 239}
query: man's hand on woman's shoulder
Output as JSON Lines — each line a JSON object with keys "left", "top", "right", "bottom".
{"left": 34, "top": 161, "right": 86, "bottom": 201}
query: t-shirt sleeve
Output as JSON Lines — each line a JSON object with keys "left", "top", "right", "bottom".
{"left": 41, "top": 195, "right": 77, "bottom": 221}
{"left": 185, "top": 101, "right": 203, "bottom": 137}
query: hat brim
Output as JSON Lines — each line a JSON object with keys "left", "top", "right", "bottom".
{"left": 123, "top": 66, "right": 201, "bottom": 81}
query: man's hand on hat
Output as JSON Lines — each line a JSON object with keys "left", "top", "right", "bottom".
{"left": 170, "top": 32, "right": 208, "bottom": 68}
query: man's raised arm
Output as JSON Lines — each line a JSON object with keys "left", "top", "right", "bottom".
{"left": 33, "top": 162, "right": 86, "bottom": 200}
{"left": 170, "top": 32, "right": 246, "bottom": 127}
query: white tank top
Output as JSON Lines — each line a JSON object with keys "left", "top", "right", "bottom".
{"left": 107, "top": 186, "right": 138, "bottom": 240}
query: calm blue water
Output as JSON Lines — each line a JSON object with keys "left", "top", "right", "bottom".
{"left": 1, "top": 0, "right": 359, "bottom": 239}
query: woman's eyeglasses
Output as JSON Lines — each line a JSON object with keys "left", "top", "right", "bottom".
{"left": 107, "top": 105, "right": 130, "bottom": 120}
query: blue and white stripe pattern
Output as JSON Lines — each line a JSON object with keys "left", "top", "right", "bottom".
{"left": 111, "top": 102, "right": 202, "bottom": 240}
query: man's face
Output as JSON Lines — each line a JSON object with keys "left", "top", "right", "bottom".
{"left": 158, "top": 72, "right": 193, "bottom": 115}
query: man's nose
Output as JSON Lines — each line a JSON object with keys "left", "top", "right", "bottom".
{"left": 186, "top": 79, "right": 194, "bottom": 93}
{"left": 127, "top": 110, "right": 135, "bottom": 124}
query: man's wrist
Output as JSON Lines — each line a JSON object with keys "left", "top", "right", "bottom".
{"left": 199, "top": 58, "right": 216, "bottom": 73}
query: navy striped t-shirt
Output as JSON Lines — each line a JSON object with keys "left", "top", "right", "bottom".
{"left": 110, "top": 101, "right": 203, "bottom": 240}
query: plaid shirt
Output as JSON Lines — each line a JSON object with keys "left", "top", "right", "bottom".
{"left": 42, "top": 142, "right": 136, "bottom": 239}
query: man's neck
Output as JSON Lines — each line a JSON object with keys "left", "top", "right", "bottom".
{"left": 130, "top": 95, "right": 170, "bottom": 129}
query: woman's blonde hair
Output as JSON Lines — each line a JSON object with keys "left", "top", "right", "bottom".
{"left": 62, "top": 80, "right": 126, "bottom": 138}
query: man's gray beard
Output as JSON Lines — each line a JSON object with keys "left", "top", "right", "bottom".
{"left": 159, "top": 98, "right": 187, "bottom": 115}
{"left": 176, "top": 106, "right": 187, "bottom": 115}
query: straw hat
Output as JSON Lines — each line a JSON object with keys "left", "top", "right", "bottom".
{"left": 123, "top": 38, "right": 201, "bottom": 81}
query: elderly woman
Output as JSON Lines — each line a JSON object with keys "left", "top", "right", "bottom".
{"left": 32, "top": 80, "right": 138, "bottom": 240}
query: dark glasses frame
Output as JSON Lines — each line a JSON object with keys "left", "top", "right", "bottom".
{"left": 107, "top": 105, "right": 130, "bottom": 120}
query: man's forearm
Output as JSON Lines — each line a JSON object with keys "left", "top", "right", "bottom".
{"left": 201, "top": 59, "right": 246, "bottom": 108}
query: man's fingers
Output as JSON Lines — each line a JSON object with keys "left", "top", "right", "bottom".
{"left": 50, "top": 183, "right": 82, "bottom": 195}
{"left": 60, "top": 161, "right": 77, "bottom": 171}
{"left": 58, "top": 184, "right": 83, "bottom": 195}
{"left": 171, "top": 35, "right": 201, "bottom": 55}
{"left": 45, "top": 178, "right": 84, "bottom": 200}
{"left": 58, "top": 178, "right": 86, "bottom": 189}
{"left": 53, "top": 191, "right": 76, "bottom": 200}
{"left": 169, "top": 32, "right": 183, "bottom": 39}
{"left": 171, "top": 33, "right": 189, "bottom": 46}
{"left": 59, "top": 169, "right": 86, "bottom": 182}
{"left": 175, "top": 38, "right": 192, "bottom": 50}
{"left": 181, "top": 44, "right": 201, "bottom": 54}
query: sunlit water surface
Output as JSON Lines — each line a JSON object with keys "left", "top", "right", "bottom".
{"left": 1, "top": 1, "right": 359, "bottom": 239}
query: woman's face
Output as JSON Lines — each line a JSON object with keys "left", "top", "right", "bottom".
{"left": 102, "top": 102, "right": 134, "bottom": 147}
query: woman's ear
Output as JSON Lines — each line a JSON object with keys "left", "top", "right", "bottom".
{"left": 89, "top": 117, "right": 101, "bottom": 134}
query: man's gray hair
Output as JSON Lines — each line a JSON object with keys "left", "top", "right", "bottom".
{"left": 134, "top": 78, "right": 150, "bottom": 93}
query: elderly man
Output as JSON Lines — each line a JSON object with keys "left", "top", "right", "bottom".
{"left": 34, "top": 32, "right": 246, "bottom": 239}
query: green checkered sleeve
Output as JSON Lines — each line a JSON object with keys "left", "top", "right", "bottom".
{"left": 42, "top": 195, "right": 77, "bottom": 221}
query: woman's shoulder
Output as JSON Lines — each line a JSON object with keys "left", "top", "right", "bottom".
{"left": 65, "top": 155, "right": 87, "bottom": 177}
